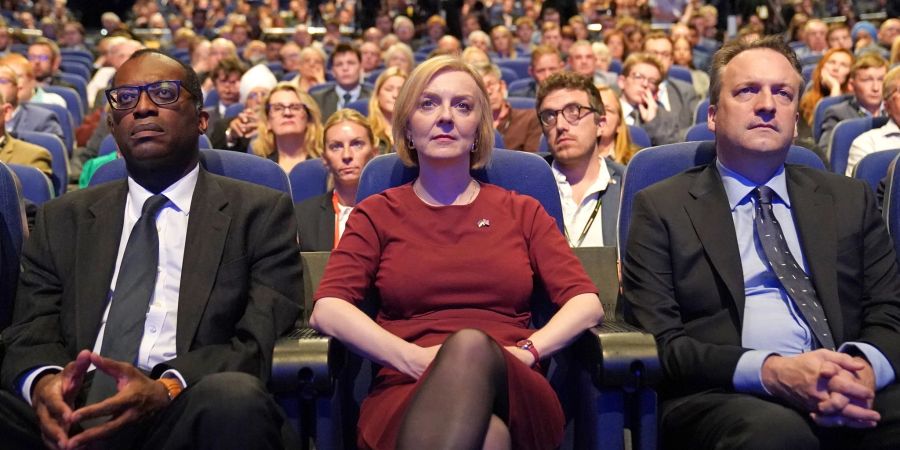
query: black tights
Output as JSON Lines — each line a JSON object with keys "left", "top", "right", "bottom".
{"left": 397, "top": 329, "right": 510, "bottom": 450}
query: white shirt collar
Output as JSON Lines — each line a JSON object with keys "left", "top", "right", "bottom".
{"left": 876, "top": 119, "right": 900, "bottom": 137}
{"left": 126, "top": 164, "right": 200, "bottom": 219}
{"left": 550, "top": 155, "right": 612, "bottom": 198}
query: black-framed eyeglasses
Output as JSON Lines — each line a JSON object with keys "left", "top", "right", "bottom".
{"left": 105, "top": 80, "right": 184, "bottom": 110}
{"left": 537, "top": 103, "right": 598, "bottom": 127}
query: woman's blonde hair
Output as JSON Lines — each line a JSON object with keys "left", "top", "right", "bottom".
{"left": 322, "top": 109, "right": 377, "bottom": 189}
{"left": 253, "top": 82, "right": 324, "bottom": 158}
{"left": 597, "top": 85, "right": 637, "bottom": 164}
{"left": 392, "top": 55, "right": 494, "bottom": 168}
{"left": 368, "top": 66, "right": 408, "bottom": 152}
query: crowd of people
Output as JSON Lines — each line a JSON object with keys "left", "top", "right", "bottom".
{"left": 0, "top": 0, "right": 898, "bottom": 449}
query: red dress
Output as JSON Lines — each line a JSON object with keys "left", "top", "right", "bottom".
{"left": 314, "top": 183, "right": 597, "bottom": 450}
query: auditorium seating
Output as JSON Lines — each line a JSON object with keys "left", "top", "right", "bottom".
{"left": 17, "top": 130, "right": 69, "bottom": 196}
{"left": 882, "top": 158, "right": 900, "bottom": 265}
{"left": 288, "top": 158, "right": 329, "bottom": 203}
{"left": 829, "top": 116, "right": 889, "bottom": 175}
{"left": 0, "top": 162, "right": 26, "bottom": 331}
{"left": 7, "top": 164, "right": 54, "bottom": 205}
{"left": 812, "top": 94, "right": 852, "bottom": 143}
{"left": 29, "top": 102, "right": 74, "bottom": 154}
{"left": 44, "top": 85, "right": 85, "bottom": 125}
{"left": 853, "top": 149, "right": 900, "bottom": 194}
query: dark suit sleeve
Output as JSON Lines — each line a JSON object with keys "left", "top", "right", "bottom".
{"left": 817, "top": 106, "right": 842, "bottom": 150}
{"left": 623, "top": 190, "right": 749, "bottom": 391}
{"left": 149, "top": 192, "right": 302, "bottom": 385}
{"left": 642, "top": 109, "right": 682, "bottom": 146}
{"left": 39, "top": 112, "right": 64, "bottom": 141}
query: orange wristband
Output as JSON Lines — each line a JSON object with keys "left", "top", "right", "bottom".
{"left": 158, "top": 378, "right": 183, "bottom": 401}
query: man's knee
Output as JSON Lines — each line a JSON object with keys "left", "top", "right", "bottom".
{"left": 720, "top": 404, "right": 817, "bottom": 450}
{"left": 184, "top": 372, "right": 276, "bottom": 421}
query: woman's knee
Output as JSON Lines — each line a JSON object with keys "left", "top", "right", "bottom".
{"left": 439, "top": 329, "right": 504, "bottom": 368}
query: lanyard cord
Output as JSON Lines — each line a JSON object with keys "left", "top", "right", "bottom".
{"left": 564, "top": 195, "right": 602, "bottom": 248}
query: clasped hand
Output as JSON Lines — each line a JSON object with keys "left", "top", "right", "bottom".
{"left": 31, "top": 350, "right": 170, "bottom": 450}
{"left": 761, "top": 349, "right": 879, "bottom": 429}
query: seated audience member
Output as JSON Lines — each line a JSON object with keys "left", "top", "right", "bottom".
{"left": 0, "top": 48, "right": 300, "bottom": 450}
{"left": 604, "top": 30, "right": 626, "bottom": 63}
{"left": 1, "top": 54, "right": 66, "bottom": 108}
{"left": 590, "top": 42, "right": 619, "bottom": 88}
{"left": 508, "top": 45, "right": 564, "bottom": 98}
{"left": 59, "top": 22, "right": 87, "bottom": 51}
{"left": 204, "top": 57, "right": 246, "bottom": 125}
{"left": 475, "top": 63, "right": 541, "bottom": 152}
{"left": 359, "top": 41, "right": 383, "bottom": 77}
{"left": 242, "top": 40, "right": 267, "bottom": 66}
{"left": 383, "top": 43, "right": 415, "bottom": 75}
{"left": 597, "top": 85, "right": 638, "bottom": 164}
{"left": 368, "top": 67, "right": 407, "bottom": 153}
{"left": 624, "top": 36, "right": 900, "bottom": 450}
{"left": 642, "top": 33, "right": 700, "bottom": 136}
{"left": 309, "top": 55, "right": 604, "bottom": 450}
{"left": 818, "top": 53, "right": 888, "bottom": 150}
{"left": 537, "top": 72, "right": 623, "bottom": 247}
{"left": 893, "top": 38, "right": 900, "bottom": 67}
{"left": 846, "top": 66, "right": 900, "bottom": 176}
{"left": 461, "top": 47, "right": 491, "bottom": 66}
{"left": 201, "top": 38, "right": 239, "bottom": 92}
{"left": 291, "top": 46, "right": 327, "bottom": 93}
{"left": 87, "top": 38, "right": 143, "bottom": 110}
{"left": 0, "top": 65, "right": 63, "bottom": 139}
{"left": 418, "top": 15, "right": 446, "bottom": 50}
{"left": 253, "top": 82, "right": 323, "bottom": 173}
{"left": 27, "top": 38, "right": 77, "bottom": 92}
{"left": 568, "top": 40, "right": 608, "bottom": 88}
{"left": 539, "top": 22, "right": 562, "bottom": 51}
{"left": 490, "top": 25, "right": 518, "bottom": 59}
{"left": 827, "top": 23, "right": 853, "bottom": 51}
{"left": 672, "top": 37, "right": 710, "bottom": 98}
{"left": 312, "top": 43, "right": 372, "bottom": 120}
{"left": 852, "top": 21, "right": 880, "bottom": 56}
{"left": 798, "top": 48, "right": 853, "bottom": 141}
{"left": 795, "top": 18, "right": 829, "bottom": 59}
{"left": 515, "top": 17, "right": 536, "bottom": 54}
{"left": 296, "top": 109, "right": 378, "bottom": 251}
{"left": 0, "top": 90, "right": 52, "bottom": 176}
{"left": 617, "top": 53, "right": 680, "bottom": 146}
{"left": 393, "top": 15, "right": 416, "bottom": 48}
{"left": 434, "top": 35, "right": 463, "bottom": 57}
{"left": 279, "top": 41, "right": 303, "bottom": 76}
{"left": 877, "top": 19, "right": 900, "bottom": 57}
{"left": 211, "top": 65, "right": 278, "bottom": 152}
{"left": 467, "top": 30, "right": 493, "bottom": 54}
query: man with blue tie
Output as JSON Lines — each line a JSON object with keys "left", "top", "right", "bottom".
{"left": 623, "top": 36, "right": 900, "bottom": 449}
{"left": 311, "top": 43, "right": 372, "bottom": 121}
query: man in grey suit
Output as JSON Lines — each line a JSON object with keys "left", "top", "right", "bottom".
{"left": 643, "top": 32, "right": 700, "bottom": 134}
{"left": 537, "top": 72, "right": 623, "bottom": 247}
{"left": 818, "top": 53, "right": 888, "bottom": 150}
{"left": 617, "top": 53, "right": 681, "bottom": 146}
{"left": 0, "top": 64, "right": 63, "bottom": 140}
{"left": 202, "top": 57, "right": 246, "bottom": 126}
{"left": 311, "top": 43, "right": 372, "bottom": 121}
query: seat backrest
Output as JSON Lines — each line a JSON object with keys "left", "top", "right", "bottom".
{"left": 499, "top": 66, "right": 519, "bottom": 84}
{"left": 684, "top": 123, "right": 714, "bottom": 141}
{"left": 506, "top": 78, "right": 534, "bottom": 95}
{"left": 55, "top": 73, "right": 88, "bottom": 112}
{"left": 571, "top": 247, "right": 621, "bottom": 319}
{"left": 357, "top": 148, "right": 564, "bottom": 233}
{"left": 59, "top": 61, "right": 91, "bottom": 81}
{"left": 495, "top": 58, "right": 531, "bottom": 79}
{"left": 204, "top": 89, "right": 220, "bottom": 108}
{"left": 812, "top": 94, "right": 852, "bottom": 142}
{"left": 90, "top": 148, "right": 292, "bottom": 194}
{"left": 609, "top": 59, "right": 622, "bottom": 74}
{"left": 345, "top": 99, "right": 369, "bottom": 116}
{"left": 44, "top": 85, "right": 85, "bottom": 125}
{"left": 882, "top": 157, "right": 900, "bottom": 265}
{"left": 507, "top": 96, "right": 536, "bottom": 110}
{"left": 308, "top": 82, "right": 335, "bottom": 94}
{"left": 628, "top": 125, "right": 652, "bottom": 148}
{"left": 667, "top": 65, "right": 693, "bottom": 84}
{"left": 694, "top": 97, "right": 710, "bottom": 124}
{"left": 198, "top": 134, "right": 212, "bottom": 149}
{"left": 494, "top": 129, "right": 505, "bottom": 149}
{"left": 224, "top": 102, "right": 245, "bottom": 118}
{"left": 7, "top": 164, "right": 54, "bottom": 205}
{"left": 0, "top": 162, "right": 26, "bottom": 330}
{"left": 16, "top": 130, "right": 69, "bottom": 196}
{"left": 29, "top": 103, "right": 74, "bottom": 154}
{"left": 288, "top": 158, "right": 329, "bottom": 203}
{"left": 853, "top": 149, "right": 900, "bottom": 193}
{"left": 618, "top": 141, "right": 826, "bottom": 252}
{"left": 829, "top": 116, "right": 889, "bottom": 174}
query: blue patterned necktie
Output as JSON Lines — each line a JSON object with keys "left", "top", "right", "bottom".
{"left": 753, "top": 186, "right": 835, "bottom": 350}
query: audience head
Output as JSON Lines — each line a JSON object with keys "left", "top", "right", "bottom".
{"left": 190, "top": 39, "right": 211, "bottom": 72}
{"left": 617, "top": 53, "right": 664, "bottom": 107}
{"left": 670, "top": 23, "right": 691, "bottom": 43}
{"left": 879, "top": 19, "right": 900, "bottom": 47}
{"left": 109, "top": 39, "right": 145, "bottom": 70}
{"left": 462, "top": 13, "right": 482, "bottom": 37}
{"left": 60, "top": 22, "right": 85, "bottom": 48}
{"left": 363, "top": 27, "right": 383, "bottom": 44}
{"left": 375, "top": 11, "right": 393, "bottom": 36}
{"left": 475, "top": 63, "right": 506, "bottom": 114}
{"left": 436, "top": 35, "right": 463, "bottom": 56}
{"left": 536, "top": 72, "right": 605, "bottom": 168}
{"left": 369, "top": 66, "right": 407, "bottom": 149}
{"left": 393, "top": 15, "right": 415, "bottom": 44}
{"left": 209, "top": 38, "right": 238, "bottom": 69}
{"left": 392, "top": 56, "right": 493, "bottom": 169}
{"left": 468, "top": 30, "right": 492, "bottom": 54}
{"left": 461, "top": 47, "right": 491, "bottom": 66}
{"left": 240, "top": 64, "right": 278, "bottom": 105}
{"left": 515, "top": 17, "right": 535, "bottom": 47}
{"left": 529, "top": 45, "right": 564, "bottom": 84}
{"left": 427, "top": 15, "right": 447, "bottom": 42}
{"left": 592, "top": 42, "right": 613, "bottom": 71}
{"left": 853, "top": 21, "right": 878, "bottom": 49}
{"left": 883, "top": 66, "right": 900, "bottom": 125}
{"left": 384, "top": 43, "right": 415, "bottom": 74}
{"left": 0, "top": 65, "right": 19, "bottom": 108}
{"left": 279, "top": 42, "right": 303, "bottom": 73}
{"left": 491, "top": 26, "right": 515, "bottom": 58}
{"left": 596, "top": 85, "right": 635, "bottom": 163}
{"left": 27, "top": 37, "right": 61, "bottom": 83}
{"left": 672, "top": 37, "right": 694, "bottom": 68}
{"left": 242, "top": 40, "right": 267, "bottom": 66}
{"left": 360, "top": 42, "right": 383, "bottom": 73}
{"left": 263, "top": 36, "right": 286, "bottom": 63}
{"left": 827, "top": 23, "right": 853, "bottom": 50}
{"left": 893, "top": 37, "right": 900, "bottom": 67}
{"left": 106, "top": 49, "right": 206, "bottom": 192}
{"left": 849, "top": 53, "right": 888, "bottom": 113}
{"left": 603, "top": 30, "right": 626, "bottom": 61}
{"left": 321, "top": 109, "right": 377, "bottom": 190}
{"left": 256, "top": 82, "right": 323, "bottom": 158}
{"left": 330, "top": 43, "right": 363, "bottom": 90}
{"left": 298, "top": 46, "right": 326, "bottom": 82}
{"left": 0, "top": 54, "right": 36, "bottom": 104}
{"left": 540, "top": 22, "right": 562, "bottom": 50}
{"left": 568, "top": 40, "right": 598, "bottom": 78}
{"left": 642, "top": 32, "right": 674, "bottom": 74}
{"left": 0, "top": 89, "right": 11, "bottom": 130}
{"left": 803, "top": 19, "right": 828, "bottom": 53}
{"left": 211, "top": 57, "right": 247, "bottom": 107}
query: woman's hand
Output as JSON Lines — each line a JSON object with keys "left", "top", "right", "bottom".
{"left": 505, "top": 346, "right": 536, "bottom": 367}
{"left": 397, "top": 344, "right": 441, "bottom": 379}
{"left": 821, "top": 71, "right": 842, "bottom": 96}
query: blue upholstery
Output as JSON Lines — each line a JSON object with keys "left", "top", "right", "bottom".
{"left": 30, "top": 102, "right": 74, "bottom": 154}
{"left": 499, "top": 66, "right": 519, "bottom": 84}
{"left": 800, "top": 54, "right": 823, "bottom": 67}
{"left": 90, "top": 148, "right": 291, "bottom": 194}
{"left": 619, "top": 141, "right": 826, "bottom": 251}
{"left": 829, "top": 116, "right": 889, "bottom": 174}
{"left": 7, "top": 164, "right": 54, "bottom": 205}
{"left": 802, "top": 65, "right": 815, "bottom": 85}
{"left": 61, "top": 48, "right": 93, "bottom": 61}
{"left": 198, "top": 134, "right": 212, "bottom": 149}
{"left": 609, "top": 59, "right": 622, "bottom": 74}
{"left": 506, "top": 78, "right": 534, "bottom": 96}
{"left": 695, "top": 98, "right": 710, "bottom": 124}
{"left": 812, "top": 94, "right": 852, "bottom": 142}
{"left": 508, "top": 96, "right": 536, "bottom": 109}
{"left": 59, "top": 61, "right": 91, "bottom": 80}
{"left": 44, "top": 85, "right": 85, "bottom": 125}
{"left": 345, "top": 99, "right": 369, "bottom": 116}
{"left": 668, "top": 65, "right": 693, "bottom": 84}
{"left": 288, "top": 158, "right": 329, "bottom": 203}
{"left": 684, "top": 123, "right": 714, "bottom": 141}
{"left": 0, "top": 162, "right": 25, "bottom": 330}
{"left": 496, "top": 58, "right": 531, "bottom": 79}
{"left": 99, "top": 134, "right": 210, "bottom": 156}
{"left": 494, "top": 129, "right": 505, "bottom": 149}
{"left": 853, "top": 149, "right": 900, "bottom": 193}
{"left": 55, "top": 73, "right": 88, "bottom": 112}
{"left": 364, "top": 68, "right": 383, "bottom": 84}
{"left": 204, "top": 89, "right": 220, "bottom": 108}
{"left": 224, "top": 102, "right": 245, "bottom": 118}
{"left": 17, "top": 131, "right": 69, "bottom": 196}
{"left": 628, "top": 125, "right": 652, "bottom": 148}
{"left": 357, "top": 148, "right": 564, "bottom": 233}
{"left": 308, "top": 82, "right": 334, "bottom": 94}
{"left": 282, "top": 71, "right": 299, "bottom": 82}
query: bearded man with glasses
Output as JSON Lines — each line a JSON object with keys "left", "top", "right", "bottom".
{"left": 536, "top": 72, "right": 625, "bottom": 248}
{"left": 0, "top": 49, "right": 301, "bottom": 450}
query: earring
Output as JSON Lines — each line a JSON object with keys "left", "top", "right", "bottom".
{"left": 406, "top": 135, "right": 415, "bottom": 149}
{"left": 471, "top": 137, "right": 477, "bottom": 153}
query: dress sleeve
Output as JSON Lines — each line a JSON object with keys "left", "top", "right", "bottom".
{"left": 313, "top": 199, "right": 383, "bottom": 305}
{"left": 523, "top": 197, "right": 598, "bottom": 307}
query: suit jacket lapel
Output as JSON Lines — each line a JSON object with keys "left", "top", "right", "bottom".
{"left": 786, "top": 166, "right": 843, "bottom": 342}
{"left": 176, "top": 170, "right": 231, "bottom": 353}
{"left": 77, "top": 181, "right": 128, "bottom": 349}
{"left": 685, "top": 165, "right": 747, "bottom": 320}
{"left": 318, "top": 192, "right": 335, "bottom": 250}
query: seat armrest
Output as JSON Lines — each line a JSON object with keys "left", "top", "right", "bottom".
{"left": 271, "top": 327, "right": 336, "bottom": 398}
{"left": 576, "top": 321, "right": 661, "bottom": 390}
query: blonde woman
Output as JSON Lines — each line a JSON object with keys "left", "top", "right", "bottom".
{"left": 252, "top": 82, "right": 323, "bottom": 173}
{"left": 597, "top": 85, "right": 638, "bottom": 164}
{"left": 368, "top": 67, "right": 408, "bottom": 153}
{"left": 383, "top": 42, "right": 415, "bottom": 74}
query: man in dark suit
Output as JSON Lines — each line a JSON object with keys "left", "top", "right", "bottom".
{"left": 0, "top": 65, "right": 63, "bottom": 139}
{"left": 311, "top": 43, "right": 372, "bottom": 121}
{"left": 818, "top": 53, "right": 888, "bottom": 150}
{"left": 508, "top": 45, "right": 564, "bottom": 98}
{"left": 617, "top": 53, "right": 681, "bottom": 146}
{"left": 643, "top": 32, "right": 700, "bottom": 135}
{"left": 0, "top": 49, "right": 301, "bottom": 449}
{"left": 202, "top": 57, "right": 246, "bottom": 127}
{"left": 537, "top": 72, "right": 623, "bottom": 247}
{"left": 623, "top": 36, "right": 900, "bottom": 449}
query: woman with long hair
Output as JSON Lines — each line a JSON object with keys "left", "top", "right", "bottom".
{"left": 799, "top": 48, "right": 853, "bottom": 129}
{"left": 368, "top": 66, "right": 408, "bottom": 153}
{"left": 597, "top": 85, "right": 639, "bottom": 164}
{"left": 252, "top": 82, "right": 323, "bottom": 173}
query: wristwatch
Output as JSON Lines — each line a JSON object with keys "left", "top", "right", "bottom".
{"left": 516, "top": 339, "right": 540, "bottom": 367}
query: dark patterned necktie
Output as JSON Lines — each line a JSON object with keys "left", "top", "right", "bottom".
{"left": 86, "top": 194, "right": 170, "bottom": 406}
{"left": 753, "top": 186, "right": 835, "bottom": 350}
{"left": 342, "top": 92, "right": 351, "bottom": 108}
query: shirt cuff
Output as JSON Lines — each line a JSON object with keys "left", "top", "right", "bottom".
{"left": 19, "top": 366, "right": 65, "bottom": 406}
{"left": 839, "top": 342, "right": 895, "bottom": 390}
{"left": 733, "top": 350, "right": 777, "bottom": 396}
{"left": 158, "top": 369, "right": 187, "bottom": 389}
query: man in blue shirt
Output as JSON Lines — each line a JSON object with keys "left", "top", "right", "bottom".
{"left": 623, "top": 36, "right": 900, "bottom": 449}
